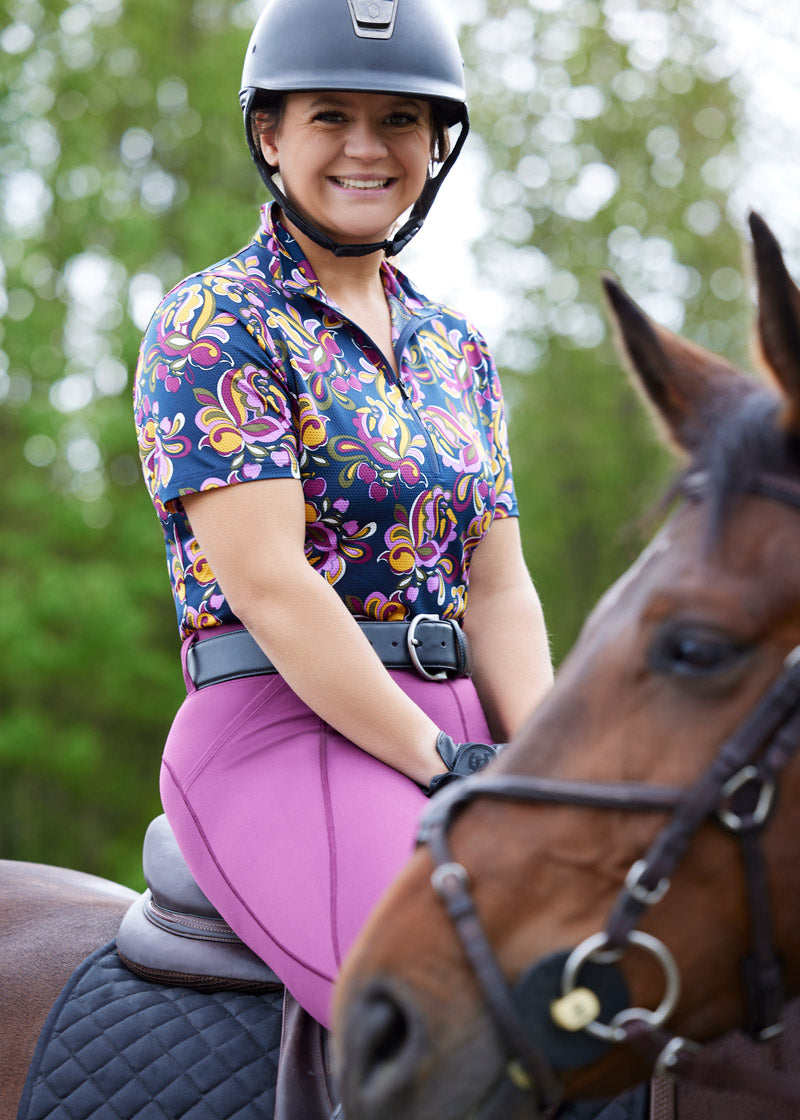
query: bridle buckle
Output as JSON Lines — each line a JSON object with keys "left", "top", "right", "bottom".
{"left": 625, "top": 859, "right": 671, "bottom": 905}
{"left": 717, "top": 765, "right": 776, "bottom": 832}
{"left": 654, "top": 1035, "right": 702, "bottom": 1077}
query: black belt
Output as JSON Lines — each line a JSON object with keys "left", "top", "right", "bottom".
{"left": 186, "top": 616, "right": 472, "bottom": 690}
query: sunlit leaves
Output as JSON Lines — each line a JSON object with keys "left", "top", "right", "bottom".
{"left": 448, "top": 0, "right": 749, "bottom": 659}
{"left": 0, "top": 0, "right": 263, "bottom": 881}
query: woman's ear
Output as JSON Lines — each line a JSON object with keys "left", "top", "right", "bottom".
{"left": 251, "top": 110, "right": 280, "bottom": 169}
{"left": 258, "top": 129, "right": 280, "bottom": 169}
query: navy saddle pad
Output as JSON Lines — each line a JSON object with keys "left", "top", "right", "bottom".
{"left": 17, "top": 940, "right": 284, "bottom": 1120}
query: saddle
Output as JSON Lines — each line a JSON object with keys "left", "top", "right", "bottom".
{"left": 116, "top": 815, "right": 338, "bottom": 1120}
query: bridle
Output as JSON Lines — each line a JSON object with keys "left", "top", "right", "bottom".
{"left": 417, "top": 471, "right": 800, "bottom": 1115}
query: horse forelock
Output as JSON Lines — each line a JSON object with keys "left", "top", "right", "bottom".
{"left": 680, "top": 387, "right": 800, "bottom": 545}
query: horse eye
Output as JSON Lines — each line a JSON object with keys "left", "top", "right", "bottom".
{"left": 649, "top": 625, "right": 749, "bottom": 678}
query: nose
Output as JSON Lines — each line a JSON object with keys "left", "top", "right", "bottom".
{"left": 343, "top": 120, "right": 389, "bottom": 161}
{"left": 337, "top": 978, "right": 427, "bottom": 1120}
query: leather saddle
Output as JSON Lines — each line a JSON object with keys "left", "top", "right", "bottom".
{"left": 117, "top": 815, "right": 339, "bottom": 1120}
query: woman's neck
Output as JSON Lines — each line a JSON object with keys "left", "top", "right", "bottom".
{"left": 281, "top": 212, "right": 388, "bottom": 308}
{"left": 280, "top": 212, "right": 399, "bottom": 373}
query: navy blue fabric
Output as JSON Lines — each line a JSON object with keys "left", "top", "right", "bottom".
{"left": 556, "top": 1085, "right": 649, "bottom": 1120}
{"left": 17, "top": 940, "right": 284, "bottom": 1120}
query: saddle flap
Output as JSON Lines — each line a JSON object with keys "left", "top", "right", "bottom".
{"left": 117, "top": 814, "right": 281, "bottom": 992}
{"left": 117, "top": 892, "right": 281, "bottom": 990}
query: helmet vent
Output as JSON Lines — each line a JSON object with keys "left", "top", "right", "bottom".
{"left": 346, "top": 0, "right": 398, "bottom": 39}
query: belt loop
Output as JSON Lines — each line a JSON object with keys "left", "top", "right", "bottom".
{"left": 451, "top": 618, "right": 472, "bottom": 678}
{"left": 181, "top": 632, "right": 200, "bottom": 694}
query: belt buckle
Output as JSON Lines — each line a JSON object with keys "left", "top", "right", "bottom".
{"left": 407, "top": 614, "right": 448, "bottom": 682}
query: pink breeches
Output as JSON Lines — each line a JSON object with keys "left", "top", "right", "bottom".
{"left": 159, "top": 631, "right": 492, "bottom": 1028}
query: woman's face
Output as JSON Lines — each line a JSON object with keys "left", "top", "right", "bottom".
{"left": 258, "top": 90, "right": 433, "bottom": 247}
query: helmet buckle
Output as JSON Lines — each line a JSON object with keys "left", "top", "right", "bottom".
{"left": 347, "top": 0, "right": 398, "bottom": 39}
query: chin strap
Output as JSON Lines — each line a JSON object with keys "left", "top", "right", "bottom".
{"left": 243, "top": 95, "right": 469, "bottom": 257}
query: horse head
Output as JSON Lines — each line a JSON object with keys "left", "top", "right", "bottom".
{"left": 333, "top": 214, "right": 800, "bottom": 1120}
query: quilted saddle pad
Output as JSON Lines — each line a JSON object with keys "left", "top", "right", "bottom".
{"left": 17, "top": 940, "right": 284, "bottom": 1120}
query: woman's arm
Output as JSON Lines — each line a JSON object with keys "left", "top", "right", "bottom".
{"left": 461, "top": 516, "right": 553, "bottom": 741}
{"left": 182, "top": 477, "right": 446, "bottom": 786}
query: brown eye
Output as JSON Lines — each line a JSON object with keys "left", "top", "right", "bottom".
{"left": 648, "top": 624, "right": 750, "bottom": 679}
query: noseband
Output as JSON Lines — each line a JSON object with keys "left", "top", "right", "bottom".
{"left": 417, "top": 472, "right": 800, "bottom": 1114}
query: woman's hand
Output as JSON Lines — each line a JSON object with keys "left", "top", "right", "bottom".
{"left": 424, "top": 732, "right": 505, "bottom": 795}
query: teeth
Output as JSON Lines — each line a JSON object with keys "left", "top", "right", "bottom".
{"left": 334, "top": 177, "right": 390, "bottom": 190}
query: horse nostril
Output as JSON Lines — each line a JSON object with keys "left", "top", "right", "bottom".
{"left": 361, "top": 988, "right": 411, "bottom": 1082}
{"left": 341, "top": 980, "right": 427, "bottom": 1113}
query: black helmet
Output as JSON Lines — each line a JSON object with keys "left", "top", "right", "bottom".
{"left": 239, "top": 0, "right": 470, "bottom": 257}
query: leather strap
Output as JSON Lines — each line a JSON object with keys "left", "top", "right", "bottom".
{"left": 274, "top": 990, "right": 337, "bottom": 1120}
{"left": 650, "top": 1076, "right": 676, "bottom": 1120}
{"left": 626, "top": 1021, "right": 800, "bottom": 1105}
{"left": 186, "top": 619, "right": 471, "bottom": 690}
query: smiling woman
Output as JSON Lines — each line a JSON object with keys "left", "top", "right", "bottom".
{"left": 132, "top": 0, "right": 553, "bottom": 1060}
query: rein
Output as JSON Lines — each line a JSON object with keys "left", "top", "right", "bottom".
{"left": 417, "top": 472, "right": 800, "bottom": 1115}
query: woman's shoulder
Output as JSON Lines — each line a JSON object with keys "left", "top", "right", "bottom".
{"left": 388, "top": 261, "right": 486, "bottom": 338}
{"left": 138, "top": 219, "right": 290, "bottom": 341}
{"left": 153, "top": 240, "right": 276, "bottom": 319}
{"left": 135, "top": 233, "right": 291, "bottom": 401}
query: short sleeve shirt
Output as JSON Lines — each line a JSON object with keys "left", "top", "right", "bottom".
{"left": 134, "top": 204, "right": 518, "bottom": 639}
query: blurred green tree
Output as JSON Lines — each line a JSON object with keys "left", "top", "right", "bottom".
{"left": 0, "top": 0, "right": 267, "bottom": 885}
{"left": 456, "top": 0, "right": 749, "bottom": 662}
{"left": 0, "top": 0, "right": 754, "bottom": 882}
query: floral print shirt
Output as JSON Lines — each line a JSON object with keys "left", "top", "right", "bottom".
{"left": 134, "top": 204, "right": 518, "bottom": 639}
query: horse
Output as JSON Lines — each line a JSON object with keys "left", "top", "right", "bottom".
{"left": 0, "top": 861, "right": 137, "bottom": 1119}
{"left": 332, "top": 212, "right": 800, "bottom": 1120}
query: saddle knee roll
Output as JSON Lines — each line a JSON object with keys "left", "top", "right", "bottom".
{"left": 117, "top": 814, "right": 281, "bottom": 993}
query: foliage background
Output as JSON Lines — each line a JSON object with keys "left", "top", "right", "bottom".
{"left": 0, "top": 0, "right": 796, "bottom": 886}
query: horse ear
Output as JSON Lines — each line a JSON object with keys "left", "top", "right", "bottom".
{"left": 602, "top": 275, "right": 752, "bottom": 454}
{"left": 749, "top": 211, "right": 800, "bottom": 434}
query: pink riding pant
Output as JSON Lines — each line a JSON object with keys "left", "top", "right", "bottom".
{"left": 159, "top": 627, "right": 492, "bottom": 1028}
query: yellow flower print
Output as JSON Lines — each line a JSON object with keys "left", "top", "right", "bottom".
{"left": 297, "top": 393, "right": 328, "bottom": 450}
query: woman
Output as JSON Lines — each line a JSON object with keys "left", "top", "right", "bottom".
{"left": 134, "top": 0, "right": 553, "bottom": 1030}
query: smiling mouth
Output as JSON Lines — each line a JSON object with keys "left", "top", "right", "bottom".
{"left": 332, "top": 177, "right": 392, "bottom": 190}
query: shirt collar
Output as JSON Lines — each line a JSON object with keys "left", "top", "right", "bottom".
{"left": 259, "top": 202, "right": 323, "bottom": 299}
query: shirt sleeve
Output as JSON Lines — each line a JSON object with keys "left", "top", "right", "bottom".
{"left": 473, "top": 330, "right": 519, "bottom": 520}
{"left": 133, "top": 273, "right": 300, "bottom": 517}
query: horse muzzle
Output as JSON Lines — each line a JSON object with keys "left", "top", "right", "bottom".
{"left": 336, "top": 973, "right": 537, "bottom": 1120}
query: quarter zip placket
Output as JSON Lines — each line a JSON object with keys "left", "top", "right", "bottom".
{"left": 308, "top": 293, "right": 444, "bottom": 477}
{"left": 368, "top": 308, "right": 443, "bottom": 477}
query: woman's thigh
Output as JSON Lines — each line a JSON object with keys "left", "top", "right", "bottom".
{"left": 160, "top": 669, "right": 491, "bottom": 1026}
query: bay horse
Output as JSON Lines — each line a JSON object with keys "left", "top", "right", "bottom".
{"left": 332, "top": 212, "right": 800, "bottom": 1120}
{"left": 0, "top": 861, "right": 136, "bottom": 1119}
